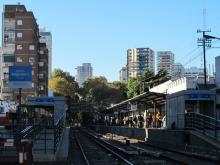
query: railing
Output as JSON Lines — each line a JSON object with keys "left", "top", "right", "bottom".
{"left": 14, "top": 118, "right": 46, "bottom": 140}
{"left": 184, "top": 112, "right": 220, "bottom": 142}
{"left": 54, "top": 117, "right": 64, "bottom": 153}
{"left": 1, "top": 87, "right": 13, "bottom": 93}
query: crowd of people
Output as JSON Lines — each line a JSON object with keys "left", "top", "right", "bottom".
{"left": 103, "top": 112, "right": 165, "bottom": 128}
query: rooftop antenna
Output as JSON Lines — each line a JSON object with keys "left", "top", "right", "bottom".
{"left": 203, "top": 0, "right": 206, "bottom": 31}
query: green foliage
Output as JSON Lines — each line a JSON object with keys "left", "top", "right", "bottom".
{"left": 68, "top": 112, "right": 93, "bottom": 126}
{"left": 79, "top": 77, "right": 126, "bottom": 110}
{"left": 126, "top": 69, "right": 170, "bottom": 97}
{"left": 141, "top": 69, "right": 170, "bottom": 92}
{"left": 49, "top": 68, "right": 78, "bottom": 100}
{"left": 127, "top": 78, "right": 140, "bottom": 98}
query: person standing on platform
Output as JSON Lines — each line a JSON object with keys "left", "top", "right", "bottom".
{"left": 147, "top": 113, "right": 152, "bottom": 128}
{"left": 156, "top": 112, "right": 161, "bottom": 128}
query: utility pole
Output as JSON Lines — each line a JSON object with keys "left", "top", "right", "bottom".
{"left": 197, "top": 29, "right": 211, "bottom": 88}
{"left": 197, "top": 30, "right": 220, "bottom": 88}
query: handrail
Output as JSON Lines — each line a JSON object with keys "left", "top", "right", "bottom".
{"left": 186, "top": 112, "right": 220, "bottom": 122}
{"left": 184, "top": 112, "right": 220, "bottom": 142}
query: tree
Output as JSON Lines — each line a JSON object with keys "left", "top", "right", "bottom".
{"left": 154, "top": 69, "right": 170, "bottom": 85}
{"left": 126, "top": 78, "right": 140, "bottom": 98}
{"left": 79, "top": 77, "right": 127, "bottom": 111}
{"left": 141, "top": 69, "right": 155, "bottom": 92}
{"left": 49, "top": 68, "right": 78, "bottom": 99}
{"left": 108, "top": 81, "right": 127, "bottom": 100}
{"left": 138, "top": 69, "right": 170, "bottom": 93}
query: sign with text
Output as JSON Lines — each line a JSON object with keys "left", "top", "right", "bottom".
{"left": 188, "top": 94, "right": 211, "bottom": 100}
{"left": 9, "top": 66, "right": 32, "bottom": 88}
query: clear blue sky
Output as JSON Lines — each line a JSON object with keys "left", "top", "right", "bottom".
{"left": 1, "top": 0, "right": 220, "bottom": 81}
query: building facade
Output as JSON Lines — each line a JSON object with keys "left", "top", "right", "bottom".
{"left": 119, "top": 66, "right": 127, "bottom": 83}
{"left": 39, "top": 29, "right": 52, "bottom": 79}
{"left": 184, "top": 67, "right": 204, "bottom": 78}
{"left": 1, "top": 4, "right": 48, "bottom": 102}
{"left": 215, "top": 56, "right": 220, "bottom": 87}
{"left": 38, "top": 43, "right": 49, "bottom": 96}
{"left": 127, "top": 48, "right": 154, "bottom": 79}
{"left": 171, "top": 63, "right": 184, "bottom": 80}
{"left": 157, "top": 51, "right": 174, "bottom": 77}
{"left": 76, "top": 63, "right": 93, "bottom": 87}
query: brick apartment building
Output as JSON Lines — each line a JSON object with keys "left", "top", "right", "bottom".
{"left": 1, "top": 4, "right": 48, "bottom": 102}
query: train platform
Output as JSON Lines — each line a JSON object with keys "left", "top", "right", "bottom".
{"left": 91, "top": 125, "right": 220, "bottom": 162}
{"left": 91, "top": 127, "right": 220, "bottom": 165}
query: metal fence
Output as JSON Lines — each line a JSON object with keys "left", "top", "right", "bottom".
{"left": 184, "top": 112, "right": 220, "bottom": 142}
{"left": 54, "top": 117, "right": 64, "bottom": 153}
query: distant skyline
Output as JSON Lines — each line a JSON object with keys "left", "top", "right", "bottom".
{"left": 0, "top": 0, "right": 220, "bottom": 81}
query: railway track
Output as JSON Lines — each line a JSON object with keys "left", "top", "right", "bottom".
{"left": 68, "top": 128, "right": 176, "bottom": 165}
{"left": 68, "top": 128, "right": 132, "bottom": 165}
{"left": 90, "top": 130, "right": 218, "bottom": 165}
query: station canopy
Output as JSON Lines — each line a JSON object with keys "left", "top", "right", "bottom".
{"left": 105, "top": 92, "right": 166, "bottom": 113}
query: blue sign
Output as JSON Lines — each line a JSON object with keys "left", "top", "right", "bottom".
{"left": 9, "top": 66, "right": 32, "bottom": 81}
{"left": 188, "top": 94, "right": 210, "bottom": 99}
{"left": 35, "top": 98, "right": 54, "bottom": 103}
{"left": 9, "top": 66, "right": 32, "bottom": 88}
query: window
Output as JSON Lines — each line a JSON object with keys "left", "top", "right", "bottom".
{"left": 29, "top": 45, "right": 35, "bottom": 50}
{"left": 32, "top": 70, "right": 34, "bottom": 75}
{"left": 39, "top": 73, "right": 44, "bottom": 79}
{"left": 39, "top": 50, "right": 44, "bottom": 54}
{"left": 29, "top": 57, "right": 35, "bottom": 65}
{"left": 16, "top": 57, "right": 23, "bottom": 62}
{"left": 32, "top": 83, "right": 34, "bottom": 88}
{"left": 17, "top": 20, "right": 22, "bottom": 25}
{"left": 4, "top": 31, "right": 15, "bottom": 43}
{"left": 3, "top": 55, "right": 15, "bottom": 62}
{"left": 17, "top": 32, "right": 23, "bottom": 38}
{"left": 38, "top": 62, "right": 44, "bottom": 67}
{"left": 17, "top": 44, "right": 23, "bottom": 50}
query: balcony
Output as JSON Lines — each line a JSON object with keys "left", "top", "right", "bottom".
{"left": 1, "top": 87, "right": 13, "bottom": 93}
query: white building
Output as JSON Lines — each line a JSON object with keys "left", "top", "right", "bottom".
{"left": 39, "top": 29, "right": 52, "bottom": 79}
{"left": 76, "top": 63, "right": 93, "bottom": 87}
{"left": 150, "top": 76, "right": 216, "bottom": 128}
{"left": 119, "top": 66, "right": 127, "bottom": 83}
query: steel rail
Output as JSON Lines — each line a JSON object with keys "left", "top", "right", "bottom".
{"left": 82, "top": 131, "right": 134, "bottom": 165}
{"left": 75, "top": 135, "right": 90, "bottom": 165}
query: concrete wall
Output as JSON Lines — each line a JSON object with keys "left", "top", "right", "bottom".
{"left": 148, "top": 129, "right": 185, "bottom": 144}
{"left": 145, "top": 129, "right": 220, "bottom": 150}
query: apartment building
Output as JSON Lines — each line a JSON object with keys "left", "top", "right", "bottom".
{"left": 39, "top": 29, "right": 52, "bottom": 79}
{"left": 127, "top": 48, "right": 154, "bottom": 79}
{"left": 157, "top": 51, "right": 174, "bottom": 77}
{"left": 119, "top": 66, "right": 128, "bottom": 83}
{"left": 76, "top": 63, "right": 93, "bottom": 87}
{"left": 1, "top": 4, "right": 48, "bottom": 102}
